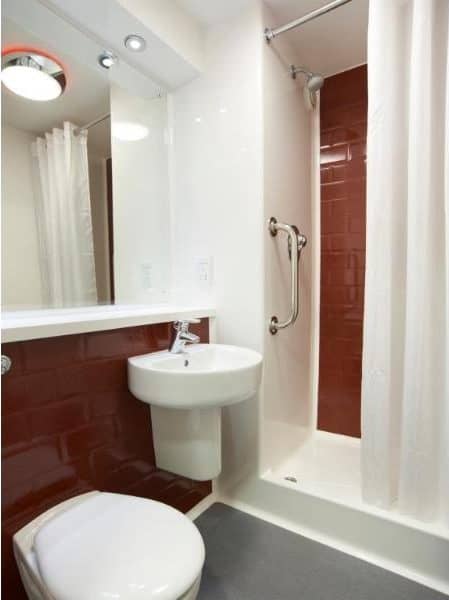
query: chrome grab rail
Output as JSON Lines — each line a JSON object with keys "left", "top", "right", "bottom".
{"left": 268, "top": 217, "right": 307, "bottom": 334}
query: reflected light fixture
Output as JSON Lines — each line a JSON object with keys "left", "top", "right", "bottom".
{"left": 1, "top": 52, "right": 65, "bottom": 101}
{"left": 124, "top": 34, "right": 146, "bottom": 52}
{"left": 111, "top": 121, "right": 149, "bottom": 141}
{"left": 98, "top": 51, "right": 118, "bottom": 69}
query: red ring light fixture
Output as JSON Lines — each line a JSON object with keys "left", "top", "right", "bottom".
{"left": 1, "top": 50, "right": 66, "bottom": 101}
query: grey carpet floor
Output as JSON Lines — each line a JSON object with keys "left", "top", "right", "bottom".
{"left": 195, "top": 503, "right": 448, "bottom": 600}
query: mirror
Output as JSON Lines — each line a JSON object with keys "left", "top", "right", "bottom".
{"left": 1, "top": 18, "right": 113, "bottom": 310}
{"left": 1, "top": 4, "right": 170, "bottom": 312}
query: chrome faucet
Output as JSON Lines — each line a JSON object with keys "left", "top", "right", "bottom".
{"left": 169, "top": 319, "right": 201, "bottom": 354}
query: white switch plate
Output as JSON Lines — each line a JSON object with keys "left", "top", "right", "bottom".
{"left": 195, "top": 257, "right": 213, "bottom": 285}
{"left": 140, "top": 262, "right": 153, "bottom": 290}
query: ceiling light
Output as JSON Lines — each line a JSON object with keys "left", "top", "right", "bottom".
{"left": 1, "top": 53, "right": 65, "bottom": 101}
{"left": 98, "top": 51, "right": 118, "bottom": 69}
{"left": 111, "top": 121, "right": 149, "bottom": 141}
{"left": 124, "top": 34, "right": 146, "bottom": 52}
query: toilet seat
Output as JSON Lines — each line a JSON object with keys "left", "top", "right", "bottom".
{"left": 32, "top": 492, "right": 205, "bottom": 600}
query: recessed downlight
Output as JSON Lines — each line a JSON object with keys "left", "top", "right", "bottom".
{"left": 1, "top": 53, "right": 65, "bottom": 101}
{"left": 124, "top": 34, "right": 146, "bottom": 52}
{"left": 98, "top": 51, "right": 118, "bottom": 69}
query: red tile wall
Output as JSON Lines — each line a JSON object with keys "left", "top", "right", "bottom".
{"left": 1, "top": 320, "right": 211, "bottom": 600}
{"left": 317, "top": 65, "right": 367, "bottom": 438}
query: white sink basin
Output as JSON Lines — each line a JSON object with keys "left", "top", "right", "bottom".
{"left": 128, "top": 343, "right": 263, "bottom": 409}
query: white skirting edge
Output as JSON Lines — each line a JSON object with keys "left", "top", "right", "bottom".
{"left": 218, "top": 493, "right": 449, "bottom": 596}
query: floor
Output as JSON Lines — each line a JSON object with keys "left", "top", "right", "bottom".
{"left": 195, "top": 503, "right": 448, "bottom": 600}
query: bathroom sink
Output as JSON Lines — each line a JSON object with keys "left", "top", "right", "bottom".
{"left": 128, "top": 343, "right": 263, "bottom": 409}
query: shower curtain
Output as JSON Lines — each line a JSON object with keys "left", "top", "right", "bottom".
{"left": 361, "top": 0, "right": 449, "bottom": 524}
{"left": 32, "top": 122, "right": 97, "bottom": 307}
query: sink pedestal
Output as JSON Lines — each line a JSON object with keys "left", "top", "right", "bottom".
{"left": 128, "top": 343, "right": 263, "bottom": 481}
{"left": 151, "top": 406, "right": 221, "bottom": 481}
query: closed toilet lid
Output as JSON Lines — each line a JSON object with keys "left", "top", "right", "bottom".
{"left": 33, "top": 492, "right": 205, "bottom": 600}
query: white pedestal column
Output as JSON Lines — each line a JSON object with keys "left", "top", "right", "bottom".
{"left": 151, "top": 406, "right": 221, "bottom": 481}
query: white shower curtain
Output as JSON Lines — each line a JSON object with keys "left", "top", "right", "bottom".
{"left": 362, "top": 0, "right": 449, "bottom": 524}
{"left": 32, "top": 122, "right": 97, "bottom": 307}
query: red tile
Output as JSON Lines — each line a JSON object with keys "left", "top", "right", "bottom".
{"left": 2, "top": 439, "right": 62, "bottom": 489}
{"left": 85, "top": 328, "right": 148, "bottom": 359}
{"left": 144, "top": 322, "right": 172, "bottom": 350}
{"left": 33, "top": 464, "right": 81, "bottom": 505}
{"left": 320, "top": 144, "right": 349, "bottom": 165}
{"left": 62, "top": 418, "right": 116, "bottom": 461}
{"left": 103, "top": 459, "right": 155, "bottom": 491}
{"left": 29, "top": 397, "right": 87, "bottom": 438}
{"left": 318, "top": 65, "right": 366, "bottom": 439}
{"left": 2, "top": 413, "right": 30, "bottom": 449}
{"left": 1, "top": 480, "right": 34, "bottom": 520}
{"left": 1, "top": 376, "right": 30, "bottom": 414}
{"left": 89, "top": 390, "right": 125, "bottom": 417}
{"left": 22, "top": 335, "right": 84, "bottom": 371}
{"left": 22, "top": 372, "right": 58, "bottom": 408}
{"left": 321, "top": 181, "right": 347, "bottom": 202}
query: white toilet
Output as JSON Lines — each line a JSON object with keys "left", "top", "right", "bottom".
{"left": 13, "top": 491, "right": 205, "bottom": 600}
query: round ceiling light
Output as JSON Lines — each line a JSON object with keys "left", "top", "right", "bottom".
{"left": 111, "top": 121, "right": 149, "bottom": 142}
{"left": 1, "top": 53, "right": 65, "bottom": 101}
{"left": 124, "top": 34, "right": 146, "bottom": 52}
{"left": 98, "top": 51, "right": 118, "bottom": 69}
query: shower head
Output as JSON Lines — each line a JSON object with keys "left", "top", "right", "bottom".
{"left": 307, "top": 73, "right": 324, "bottom": 93}
{"left": 290, "top": 65, "right": 324, "bottom": 110}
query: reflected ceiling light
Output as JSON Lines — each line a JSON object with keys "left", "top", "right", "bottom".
{"left": 98, "top": 51, "right": 118, "bottom": 69}
{"left": 1, "top": 52, "right": 65, "bottom": 101}
{"left": 112, "top": 121, "right": 149, "bottom": 141}
{"left": 124, "top": 34, "right": 146, "bottom": 52}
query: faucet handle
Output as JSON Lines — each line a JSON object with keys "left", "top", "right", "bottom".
{"left": 173, "top": 318, "right": 200, "bottom": 332}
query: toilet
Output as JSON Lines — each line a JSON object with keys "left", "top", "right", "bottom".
{"left": 13, "top": 491, "right": 205, "bottom": 600}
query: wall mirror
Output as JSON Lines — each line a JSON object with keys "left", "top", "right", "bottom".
{"left": 1, "top": 0, "right": 169, "bottom": 312}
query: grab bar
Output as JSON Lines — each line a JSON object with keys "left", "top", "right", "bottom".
{"left": 268, "top": 217, "right": 307, "bottom": 334}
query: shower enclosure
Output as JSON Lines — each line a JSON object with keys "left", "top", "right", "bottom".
{"left": 219, "top": 0, "right": 449, "bottom": 594}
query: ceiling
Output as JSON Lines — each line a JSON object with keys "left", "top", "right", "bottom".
{"left": 2, "top": 19, "right": 111, "bottom": 157}
{"left": 176, "top": 0, "right": 369, "bottom": 76}
{"left": 175, "top": 0, "right": 254, "bottom": 27}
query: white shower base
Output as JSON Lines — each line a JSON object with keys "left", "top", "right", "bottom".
{"left": 222, "top": 428, "right": 449, "bottom": 595}
{"left": 267, "top": 430, "right": 361, "bottom": 505}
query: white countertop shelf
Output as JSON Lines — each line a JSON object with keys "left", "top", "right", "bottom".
{"left": 1, "top": 304, "right": 216, "bottom": 343}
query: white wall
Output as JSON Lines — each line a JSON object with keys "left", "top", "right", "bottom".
{"left": 169, "top": 0, "right": 318, "bottom": 489}
{"left": 88, "top": 154, "right": 111, "bottom": 304}
{"left": 260, "top": 3, "right": 317, "bottom": 472}
{"left": 111, "top": 85, "right": 171, "bottom": 304}
{"left": 169, "top": 2, "right": 265, "bottom": 488}
{"left": 1, "top": 124, "right": 44, "bottom": 309}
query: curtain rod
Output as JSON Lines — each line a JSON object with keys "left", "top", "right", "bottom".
{"left": 74, "top": 113, "right": 110, "bottom": 135}
{"left": 264, "top": 0, "right": 352, "bottom": 42}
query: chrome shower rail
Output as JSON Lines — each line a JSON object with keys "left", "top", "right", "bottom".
{"left": 268, "top": 217, "right": 307, "bottom": 335}
{"left": 264, "top": 0, "right": 352, "bottom": 42}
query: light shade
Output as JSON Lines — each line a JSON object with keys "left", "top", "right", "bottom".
{"left": 1, "top": 54, "right": 65, "bottom": 101}
{"left": 112, "top": 121, "right": 149, "bottom": 141}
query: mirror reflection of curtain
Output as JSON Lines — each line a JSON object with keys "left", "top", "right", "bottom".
{"left": 31, "top": 122, "right": 97, "bottom": 307}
